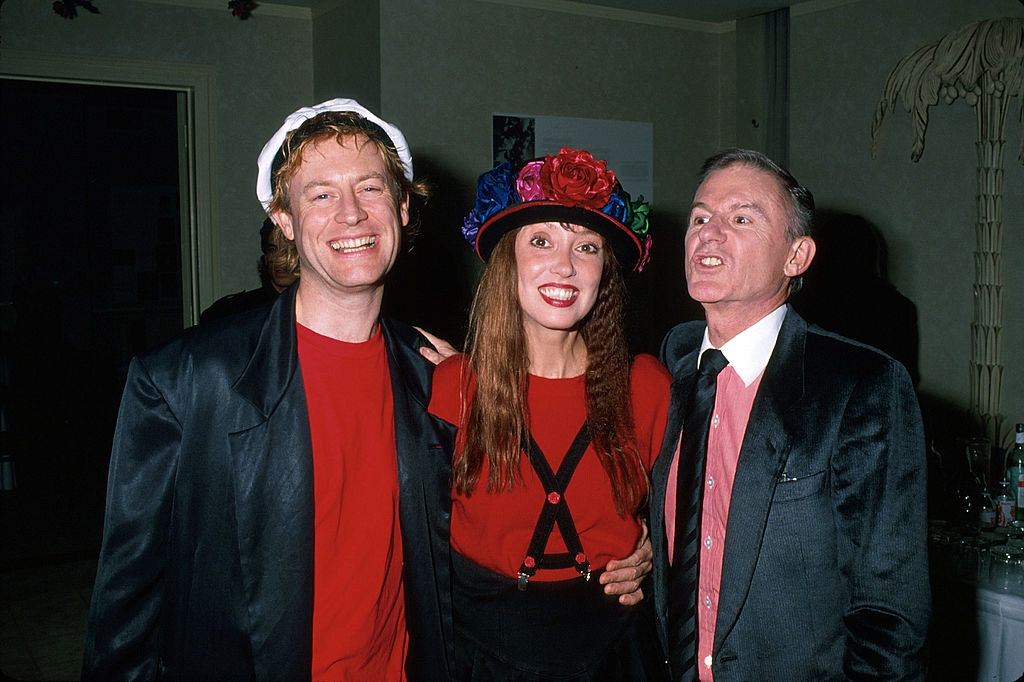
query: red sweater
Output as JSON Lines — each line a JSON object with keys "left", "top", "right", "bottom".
{"left": 429, "top": 354, "right": 670, "bottom": 580}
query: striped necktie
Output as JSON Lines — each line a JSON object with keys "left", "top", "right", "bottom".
{"left": 667, "top": 348, "right": 729, "bottom": 679}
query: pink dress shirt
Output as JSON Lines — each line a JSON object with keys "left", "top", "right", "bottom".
{"left": 665, "top": 370, "right": 762, "bottom": 680}
{"left": 664, "top": 305, "right": 785, "bottom": 681}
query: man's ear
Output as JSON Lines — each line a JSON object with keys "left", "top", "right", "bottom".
{"left": 784, "top": 236, "right": 816, "bottom": 278}
{"left": 269, "top": 210, "right": 295, "bottom": 241}
{"left": 400, "top": 195, "right": 410, "bottom": 228}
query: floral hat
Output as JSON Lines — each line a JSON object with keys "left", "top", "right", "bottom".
{"left": 461, "top": 147, "right": 652, "bottom": 272}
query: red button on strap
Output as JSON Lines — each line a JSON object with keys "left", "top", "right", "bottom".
{"left": 575, "top": 552, "right": 587, "bottom": 564}
{"left": 524, "top": 556, "right": 536, "bottom": 568}
{"left": 547, "top": 491, "right": 560, "bottom": 504}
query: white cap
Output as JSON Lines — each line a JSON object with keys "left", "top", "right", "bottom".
{"left": 255, "top": 98, "right": 413, "bottom": 209}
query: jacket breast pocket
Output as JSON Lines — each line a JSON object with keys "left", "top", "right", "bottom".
{"left": 773, "top": 469, "right": 827, "bottom": 502}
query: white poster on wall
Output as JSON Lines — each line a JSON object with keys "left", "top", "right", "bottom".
{"left": 492, "top": 113, "right": 654, "bottom": 203}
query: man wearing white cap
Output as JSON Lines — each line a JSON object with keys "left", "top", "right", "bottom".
{"left": 83, "top": 99, "right": 651, "bottom": 682}
{"left": 82, "top": 99, "right": 457, "bottom": 681}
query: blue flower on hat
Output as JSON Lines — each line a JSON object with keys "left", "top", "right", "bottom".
{"left": 461, "top": 162, "right": 518, "bottom": 245}
{"left": 601, "top": 188, "right": 631, "bottom": 226}
{"left": 460, "top": 207, "right": 483, "bottom": 245}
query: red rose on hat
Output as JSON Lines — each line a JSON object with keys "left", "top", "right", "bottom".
{"left": 540, "top": 147, "right": 617, "bottom": 210}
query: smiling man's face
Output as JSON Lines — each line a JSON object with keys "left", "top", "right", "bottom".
{"left": 270, "top": 136, "right": 408, "bottom": 300}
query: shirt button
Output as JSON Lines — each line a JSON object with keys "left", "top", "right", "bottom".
{"left": 703, "top": 594, "right": 712, "bottom": 608}
{"left": 712, "top": 414, "right": 720, "bottom": 428}
{"left": 707, "top": 475, "right": 715, "bottom": 489}
{"left": 704, "top": 535, "right": 713, "bottom": 549}
{"left": 704, "top": 654, "right": 713, "bottom": 668}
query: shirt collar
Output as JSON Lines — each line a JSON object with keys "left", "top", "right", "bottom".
{"left": 699, "top": 304, "right": 787, "bottom": 386}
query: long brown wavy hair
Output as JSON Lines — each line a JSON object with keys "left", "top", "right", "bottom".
{"left": 454, "top": 227, "right": 648, "bottom": 516}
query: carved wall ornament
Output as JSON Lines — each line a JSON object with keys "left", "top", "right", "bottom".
{"left": 871, "top": 17, "right": 1023, "bottom": 445}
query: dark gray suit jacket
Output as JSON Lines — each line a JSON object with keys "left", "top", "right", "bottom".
{"left": 650, "top": 309, "right": 930, "bottom": 681}
{"left": 82, "top": 287, "right": 455, "bottom": 681}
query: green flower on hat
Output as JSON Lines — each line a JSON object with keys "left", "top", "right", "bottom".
{"left": 629, "top": 197, "right": 650, "bottom": 236}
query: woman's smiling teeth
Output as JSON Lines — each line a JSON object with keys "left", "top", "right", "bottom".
{"left": 539, "top": 285, "right": 578, "bottom": 302}
{"left": 329, "top": 236, "right": 376, "bottom": 253}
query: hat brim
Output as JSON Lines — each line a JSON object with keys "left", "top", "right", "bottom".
{"left": 474, "top": 202, "right": 642, "bottom": 272}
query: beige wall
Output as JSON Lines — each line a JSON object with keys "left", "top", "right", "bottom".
{"left": 5, "top": 0, "right": 1017, "bottom": 438}
{"left": 378, "top": 0, "right": 723, "bottom": 348}
{"left": 790, "top": 0, "right": 1024, "bottom": 441}
{"left": 313, "top": 0, "right": 381, "bottom": 108}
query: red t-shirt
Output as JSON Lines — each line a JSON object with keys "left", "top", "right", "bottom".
{"left": 297, "top": 323, "right": 406, "bottom": 682}
{"left": 429, "top": 353, "right": 670, "bottom": 580}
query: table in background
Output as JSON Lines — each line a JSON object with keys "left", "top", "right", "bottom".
{"left": 929, "top": 524, "right": 1024, "bottom": 681}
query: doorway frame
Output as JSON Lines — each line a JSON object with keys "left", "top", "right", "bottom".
{"left": 0, "top": 49, "right": 216, "bottom": 325}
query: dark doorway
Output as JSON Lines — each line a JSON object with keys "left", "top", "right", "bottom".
{"left": 0, "top": 78, "right": 184, "bottom": 567}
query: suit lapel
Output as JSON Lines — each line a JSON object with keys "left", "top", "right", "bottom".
{"left": 713, "top": 311, "right": 806, "bottom": 651}
{"left": 382, "top": 320, "right": 456, "bottom": 676}
{"left": 381, "top": 320, "right": 451, "bottom": 521}
{"left": 228, "top": 288, "right": 314, "bottom": 679}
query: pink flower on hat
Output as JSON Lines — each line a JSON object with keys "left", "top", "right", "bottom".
{"left": 540, "top": 147, "right": 617, "bottom": 210}
{"left": 515, "top": 161, "right": 545, "bottom": 201}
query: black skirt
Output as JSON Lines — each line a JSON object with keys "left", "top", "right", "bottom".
{"left": 451, "top": 551, "right": 669, "bottom": 681}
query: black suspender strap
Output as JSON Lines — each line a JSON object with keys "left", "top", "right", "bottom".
{"left": 516, "top": 422, "right": 593, "bottom": 590}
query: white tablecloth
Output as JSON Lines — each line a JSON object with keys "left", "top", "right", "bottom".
{"left": 974, "top": 585, "right": 1024, "bottom": 682}
{"left": 929, "top": 537, "right": 1024, "bottom": 682}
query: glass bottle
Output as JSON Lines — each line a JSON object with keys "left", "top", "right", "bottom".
{"left": 993, "top": 480, "right": 1015, "bottom": 528}
{"left": 962, "top": 436, "right": 995, "bottom": 529}
{"left": 1005, "top": 423, "right": 1024, "bottom": 524}
{"left": 976, "top": 482, "right": 996, "bottom": 530}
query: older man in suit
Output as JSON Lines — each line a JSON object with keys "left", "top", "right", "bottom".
{"left": 650, "top": 148, "right": 930, "bottom": 681}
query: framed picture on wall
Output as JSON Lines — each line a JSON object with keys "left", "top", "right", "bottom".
{"left": 492, "top": 112, "right": 653, "bottom": 203}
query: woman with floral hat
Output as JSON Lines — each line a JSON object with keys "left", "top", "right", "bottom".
{"left": 428, "top": 147, "right": 670, "bottom": 680}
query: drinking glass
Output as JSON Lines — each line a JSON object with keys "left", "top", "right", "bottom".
{"left": 988, "top": 544, "right": 1024, "bottom": 591}
{"left": 955, "top": 535, "right": 991, "bottom": 582}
